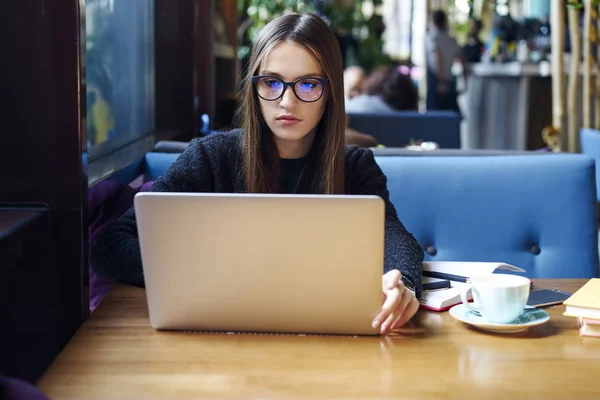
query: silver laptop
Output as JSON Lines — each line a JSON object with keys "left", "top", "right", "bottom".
{"left": 134, "top": 192, "right": 384, "bottom": 335}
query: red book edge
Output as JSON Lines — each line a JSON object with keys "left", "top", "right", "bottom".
{"left": 420, "top": 304, "right": 454, "bottom": 312}
{"left": 578, "top": 317, "right": 600, "bottom": 338}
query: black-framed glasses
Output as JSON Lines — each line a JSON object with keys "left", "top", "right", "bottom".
{"left": 252, "top": 75, "right": 329, "bottom": 103}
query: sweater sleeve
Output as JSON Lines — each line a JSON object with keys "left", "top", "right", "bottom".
{"left": 348, "top": 148, "right": 424, "bottom": 298}
{"left": 90, "top": 138, "right": 214, "bottom": 287}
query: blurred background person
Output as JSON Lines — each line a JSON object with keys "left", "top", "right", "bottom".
{"left": 346, "top": 65, "right": 418, "bottom": 113}
{"left": 463, "top": 18, "right": 484, "bottom": 63}
{"left": 426, "top": 10, "right": 467, "bottom": 117}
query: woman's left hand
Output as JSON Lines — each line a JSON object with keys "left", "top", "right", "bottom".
{"left": 371, "top": 269, "right": 420, "bottom": 334}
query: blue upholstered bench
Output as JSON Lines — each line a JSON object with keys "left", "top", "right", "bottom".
{"left": 346, "top": 111, "right": 461, "bottom": 149}
{"left": 377, "top": 154, "right": 599, "bottom": 278}
{"left": 139, "top": 151, "right": 599, "bottom": 279}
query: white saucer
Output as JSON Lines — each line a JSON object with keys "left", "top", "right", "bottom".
{"left": 448, "top": 304, "right": 551, "bottom": 333}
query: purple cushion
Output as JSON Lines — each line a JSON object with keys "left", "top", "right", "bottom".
{"left": 88, "top": 180, "right": 155, "bottom": 311}
{"left": 0, "top": 376, "right": 50, "bottom": 400}
{"left": 140, "top": 180, "right": 155, "bottom": 192}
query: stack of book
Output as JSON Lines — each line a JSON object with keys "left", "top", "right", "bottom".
{"left": 563, "top": 278, "right": 600, "bottom": 338}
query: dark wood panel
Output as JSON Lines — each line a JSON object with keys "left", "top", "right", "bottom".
{"left": 0, "top": 208, "right": 48, "bottom": 273}
{"left": 0, "top": 0, "right": 87, "bottom": 382}
{"left": 0, "top": 209, "right": 46, "bottom": 240}
{"left": 527, "top": 77, "right": 553, "bottom": 150}
{"left": 155, "top": 0, "right": 196, "bottom": 140}
{"left": 154, "top": 0, "right": 239, "bottom": 136}
{"left": 194, "top": 0, "right": 216, "bottom": 133}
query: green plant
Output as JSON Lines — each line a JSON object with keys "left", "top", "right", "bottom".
{"left": 320, "top": 0, "right": 392, "bottom": 71}
{"left": 243, "top": 1, "right": 314, "bottom": 45}
{"left": 237, "top": 0, "right": 390, "bottom": 71}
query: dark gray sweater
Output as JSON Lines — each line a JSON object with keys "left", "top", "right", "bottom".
{"left": 90, "top": 130, "right": 424, "bottom": 296}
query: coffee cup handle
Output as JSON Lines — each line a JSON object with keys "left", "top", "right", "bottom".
{"left": 460, "top": 285, "right": 482, "bottom": 315}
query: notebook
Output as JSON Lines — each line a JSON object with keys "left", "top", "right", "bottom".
{"left": 419, "top": 261, "right": 526, "bottom": 311}
{"left": 579, "top": 317, "right": 600, "bottom": 338}
{"left": 563, "top": 278, "right": 600, "bottom": 319}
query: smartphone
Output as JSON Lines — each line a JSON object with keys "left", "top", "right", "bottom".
{"left": 527, "top": 288, "right": 572, "bottom": 308}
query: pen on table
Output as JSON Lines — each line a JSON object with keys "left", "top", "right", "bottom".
{"left": 422, "top": 280, "right": 452, "bottom": 291}
{"left": 422, "top": 270, "right": 469, "bottom": 283}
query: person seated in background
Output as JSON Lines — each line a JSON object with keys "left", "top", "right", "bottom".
{"left": 343, "top": 65, "right": 366, "bottom": 99}
{"left": 91, "top": 13, "right": 423, "bottom": 334}
{"left": 342, "top": 65, "right": 378, "bottom": 147}
{"left": 345, "top": 65, "right": 419, "bottom": 113}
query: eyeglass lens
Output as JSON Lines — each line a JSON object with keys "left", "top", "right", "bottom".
{"left": 255, "top": 77, "right": 324, "bottom": 102}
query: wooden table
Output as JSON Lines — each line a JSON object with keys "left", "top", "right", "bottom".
{"left": 38, "top": 279, "right": 600, "bottom": 399}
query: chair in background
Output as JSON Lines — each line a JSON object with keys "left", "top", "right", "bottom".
{"left": 153, "top": 140, "right": 190, "bottom": 153}
{"left": 347, "top": 111, "right": 461, "bottom": 149}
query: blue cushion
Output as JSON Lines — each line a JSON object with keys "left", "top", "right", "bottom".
{"left": 144, "top": 152, "right": 181, "bottom": 181}
{"left": 347, "top": 111, "right": 461, "bottom": 149}
{"left": 376, "top": 154, "right": 600, "bottom": 278}
{"left": 580, "top": 128, "right": 600, "bottom": 202}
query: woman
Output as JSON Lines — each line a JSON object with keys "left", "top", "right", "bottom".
{"left": 91, "top": 13, "right": 424, "bottom": 334}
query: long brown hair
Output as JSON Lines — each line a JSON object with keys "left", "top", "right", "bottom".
{"left": 240, "top": 13, "right": 345, "bottom": 194}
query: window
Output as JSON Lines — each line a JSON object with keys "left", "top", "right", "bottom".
{"left": 86, "top": 0, "right": 155, "bottom": 160}
{"left": 382, "top": 0, "right": 413, "bottom": 59}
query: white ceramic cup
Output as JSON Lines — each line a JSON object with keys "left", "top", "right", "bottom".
{"left": 460, "top": 274, "right": 530, "bottom": 324}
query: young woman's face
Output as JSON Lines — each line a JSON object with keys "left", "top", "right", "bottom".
{"left": 256, "top": 41, "right": 328, "bottom": 158}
